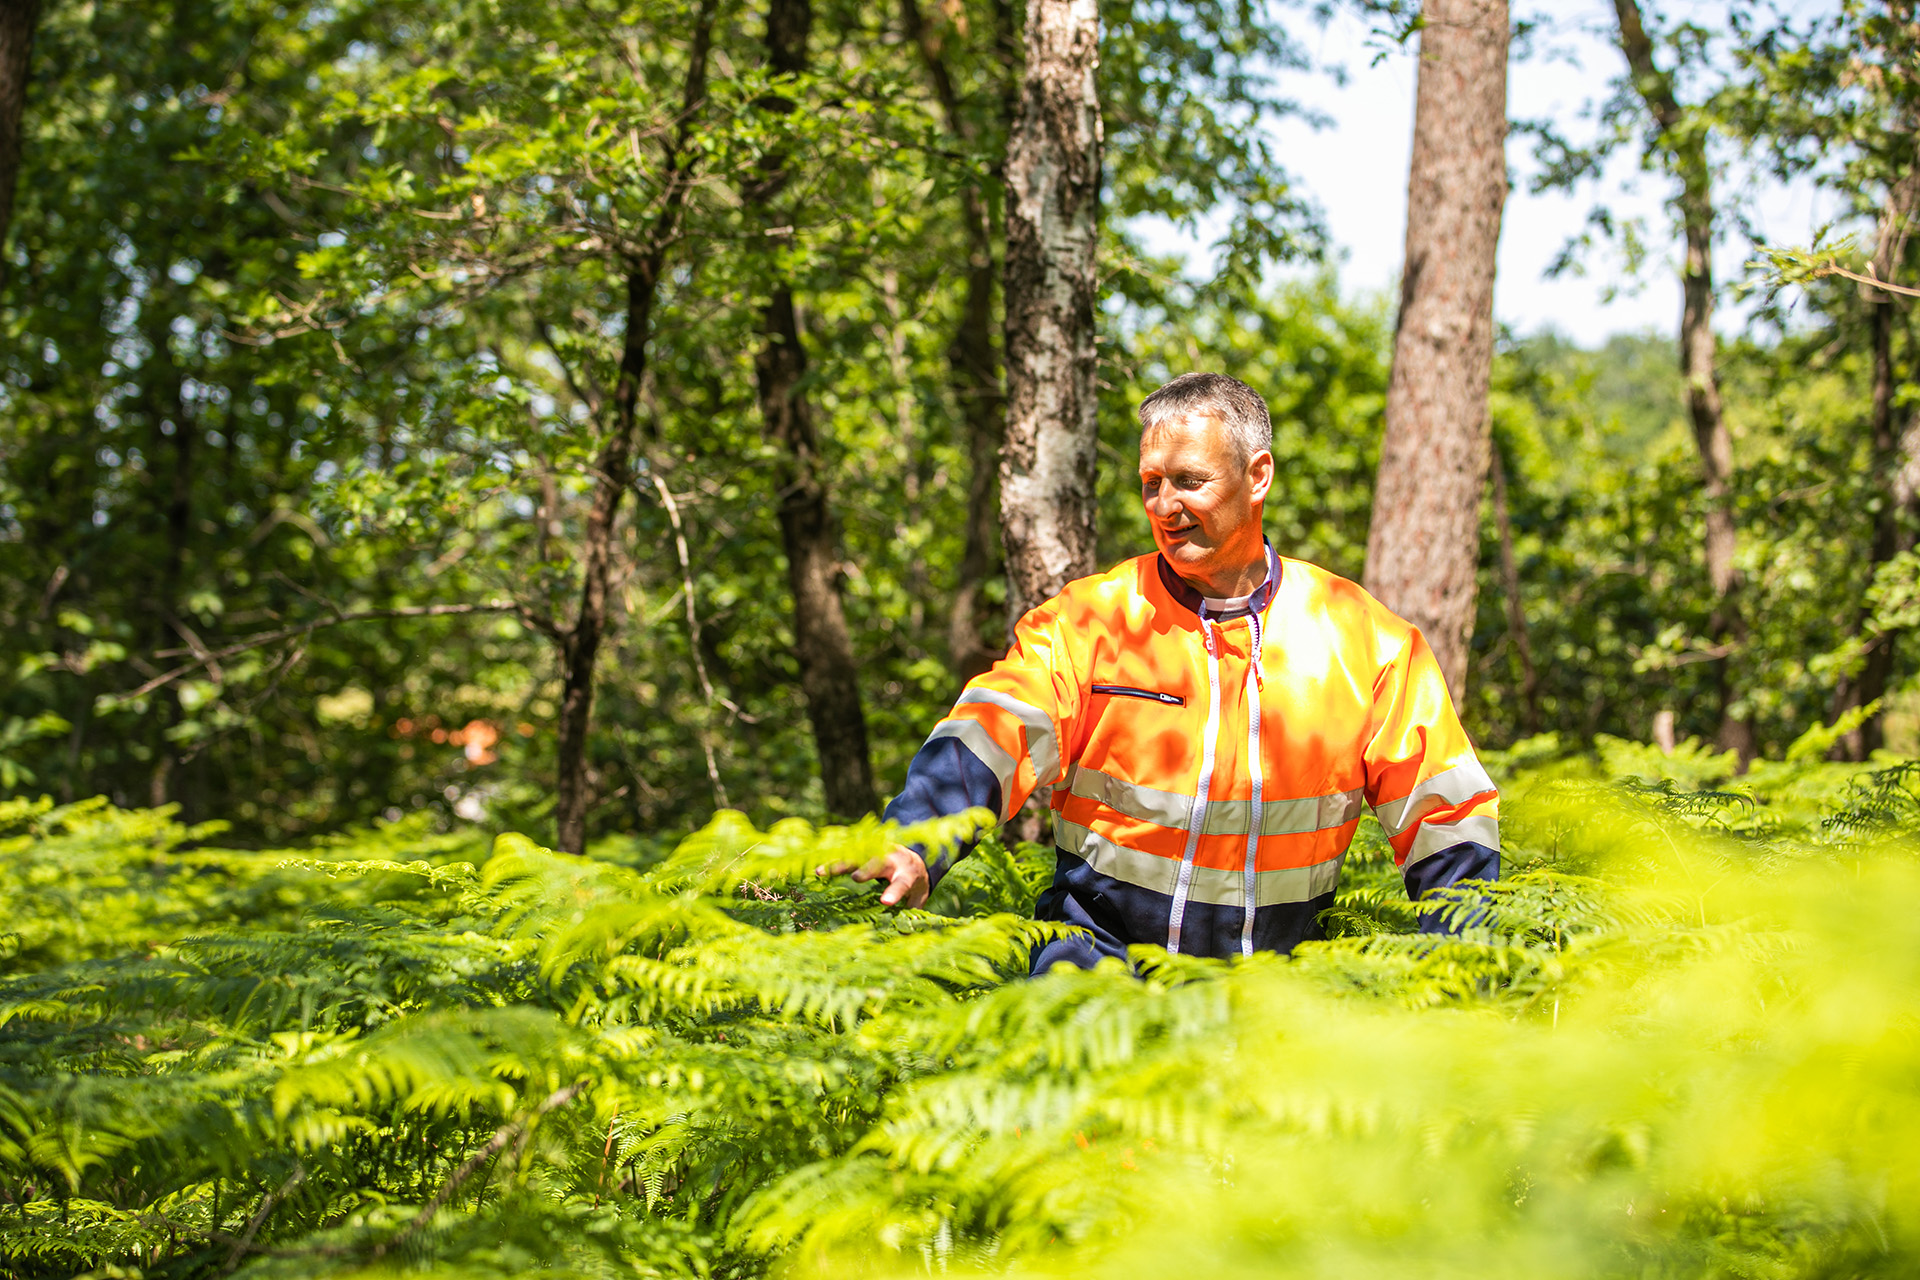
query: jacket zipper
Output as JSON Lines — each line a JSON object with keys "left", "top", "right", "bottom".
{"left": 1166, "top": 603, "right": 1270, "bottom": 957}
{"left": 1239, "top": 608, "right": 1267, "bottom": 956}
{"left": 1165, "top": 609, "right": 1221, "bottom": 954}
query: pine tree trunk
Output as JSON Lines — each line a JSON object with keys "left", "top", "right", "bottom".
{"left": 553, "top": 6, "right": 714, "bottom": 852}
{"left": 1363, "top": 0, "right": 1509, "bottom": 707}
{"left": 1612, "top": 0, "right": 1753, "bottom": 762}
{"left": 1831, "top": 166, "right": 1919, "bottom": 760}
{"left": 1000, "top": 0, "right": 1101, "bottom": 621}
{"left": 751, "top": 0, "right": 876, "bottom": 821}
{"left": 901, "top": 0, "right": 1015, "bottom": 679}
{"left": 0, "top": 0, "right": 40, "bottom": 287}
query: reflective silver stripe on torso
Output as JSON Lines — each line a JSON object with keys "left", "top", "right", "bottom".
{"left": 1165, "top": 609, "right": 1220, "bottom": 955}
{"left": 1064, "top": 765, "right": 1363, "bottom": 836}
{"left": 1056, "top": 816, "right": 1345, "bottom": 906}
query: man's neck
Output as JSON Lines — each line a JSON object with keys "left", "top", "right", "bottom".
{"left": 1178, "top": 546, "right": 1269, "bottom": 601}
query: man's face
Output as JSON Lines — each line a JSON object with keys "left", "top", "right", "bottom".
{"left": 1138, "top": 413, "right": 1274, "bottom": 593}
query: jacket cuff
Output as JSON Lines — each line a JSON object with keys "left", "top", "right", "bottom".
{"left": 882, "top": 733, "right": 1007, "bottom": 891}
{"left": 1404, "top": 840, "right": 1500, "bottom": 935}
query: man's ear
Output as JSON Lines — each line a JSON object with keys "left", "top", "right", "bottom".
{"left": 1247, "top": 449, "right": 1275, "bottom": 504}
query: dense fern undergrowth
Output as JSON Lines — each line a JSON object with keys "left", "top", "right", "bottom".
{"left": 4, "top": 734, "right": 1919, "bottom": 1279}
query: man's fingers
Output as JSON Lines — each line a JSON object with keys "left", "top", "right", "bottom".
{"left": 815, "top": 850, "right": 928, "bottom": 908}
{"left": 877, "top": 861, "right": 910, "bottom": 905}
{"left": 881, "top": 855, "right": 929, "bottom": 908}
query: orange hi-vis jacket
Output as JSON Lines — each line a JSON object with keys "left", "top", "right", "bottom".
{"left": 883, "top": 545, "right": 1500, "bottom": 968}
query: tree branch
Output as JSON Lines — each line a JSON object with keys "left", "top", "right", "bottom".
{"left": 131, "top": 602, "right": 536, "bottom": 701}
{"left": 1809, "top": 259, "right": 1920, "bottom": 299}
{"left": 652, "top": 471, "right": 731, "bottom": 809}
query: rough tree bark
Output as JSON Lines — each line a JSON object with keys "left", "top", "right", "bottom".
{"left": 552, "top": 5, "right": 714, "bottom": 853}
{"left": 1363, "top": 0, "right": 1509, "bottom": 708}
{"left": 1831, "top": 164, "right": 1919, "bottom": 760}
{"left": 750, "top": 0, "right": 876, "bottom": 821}
{"left": 1000, "top": 0, "right": 1101, "bottom": 621}
{"left": 901, "top": 0, "right": 1016, "bottom": 679}
{"left": 1612, "top": 0, "right": 1753, "bottom": 762}
{"left": 0, "top": 0, "right": 40, "bottom": 285}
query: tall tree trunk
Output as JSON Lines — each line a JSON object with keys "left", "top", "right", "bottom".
{"left": 552, "top": 268, "right": 646, "bottom": 854}
{"left": 1612, "top": 0, "right": 1753, "bottom": 762}
{"left": 0, "top": 0, "right": 40, "bottom": 286}
{"left": 901, "top": 0, "right": 1015, "bottom": 679}
{"left": 751, "top": 0, "right": 876, "bottom": 821}
{"left": 552, "top": 5, "right": 714, "bottom": 852}
{"left": 1363, "top": 0, "right": 1509, "bottom": 707}
{"left": 948, "top": 203, "right": 1010, "bottom": 680}
{"left": 1831, "top": 165, "right": 1919, "bottom": 760}
{"left": 1000, "top": 0, "right": 1101, "bottom": 620}
{"left": 143, "top": 289, "right": 192, "bottom": 809}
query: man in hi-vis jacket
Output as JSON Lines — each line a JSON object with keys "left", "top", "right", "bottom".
{"left": 834, "top": 372, "right": 1499, "bottom": 972}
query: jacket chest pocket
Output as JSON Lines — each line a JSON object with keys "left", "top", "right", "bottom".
{"left": 1090, "top": 683, "right": 1186, "bottom": 707}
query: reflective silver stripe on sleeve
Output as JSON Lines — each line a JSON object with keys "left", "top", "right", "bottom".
{"left": 956, "top": 687, "right": 1062, "bottom": 787}
{"left": 1372, "top": 760, "right": 1497, "bottom": 837}
{"left": 1403, "top": 813, "right": 1501, "bottom": 870}
{"left": 924, "top": 719, "right": 1020, "bottom": 821}
{"left": 1056, "top": 817, "right": 1345, "bottom": 908}
{"left": 1066, "top": 766, "right": 1360, "bottom": 837}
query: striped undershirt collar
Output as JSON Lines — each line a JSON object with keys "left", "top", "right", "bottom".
{"left": 1155, "top": 541, "right": 1283, "bottom": 620}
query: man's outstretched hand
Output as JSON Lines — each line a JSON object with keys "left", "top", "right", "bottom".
{"left": 817, "top": 845, "right": 930, "bottom": 908}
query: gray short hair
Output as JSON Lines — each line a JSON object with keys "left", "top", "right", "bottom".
{"left": 1137, "top": 372, "right": 1273, "bottom": 466}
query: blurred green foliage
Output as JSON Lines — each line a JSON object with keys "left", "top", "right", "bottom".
{"left": 3, "top": 747, "right": 1919, "bottom": 1277}
{"left": 1467, "top": 322, "right": 1911, "bottom": 752}
{"left": 0, "top": 0, "right": 1331, "bottom": 844}
{"left": 2, "top": 1, "right": 1914, "bottom": 851}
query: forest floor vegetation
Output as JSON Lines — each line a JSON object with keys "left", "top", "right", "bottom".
{"left": 2, "top": 733, "right": 1918, "bottom": 1278}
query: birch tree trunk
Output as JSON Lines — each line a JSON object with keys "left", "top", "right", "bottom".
{"left": 751, "top": 0, "right": 876, "bottom": 821}
{"left": 1612, "top": 0, "right": 1753, "bottom": 762}
{"left": 0, "top": 0, "right": 39, "bottom": 285}
{"left": 1001, "top": 0, "right": 1101, "bottom": 621}
{"left": 1363, "top": 0, "right": 1509, "bottom": 707}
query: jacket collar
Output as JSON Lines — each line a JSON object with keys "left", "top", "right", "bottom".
{"left": 1155, "top": 540, "right": 1282, "bottom": 619}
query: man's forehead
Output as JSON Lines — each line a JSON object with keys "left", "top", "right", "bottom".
{"left": 1140, "top": 411, "right": 1233, "bottom": 457}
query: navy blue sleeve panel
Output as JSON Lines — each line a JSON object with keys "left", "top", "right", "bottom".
{"left": 1404, "top": 841, "right": 1501, "bottom": 936}
{"left": 880, "top": 734, "right": 1005, "bottom": 889}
